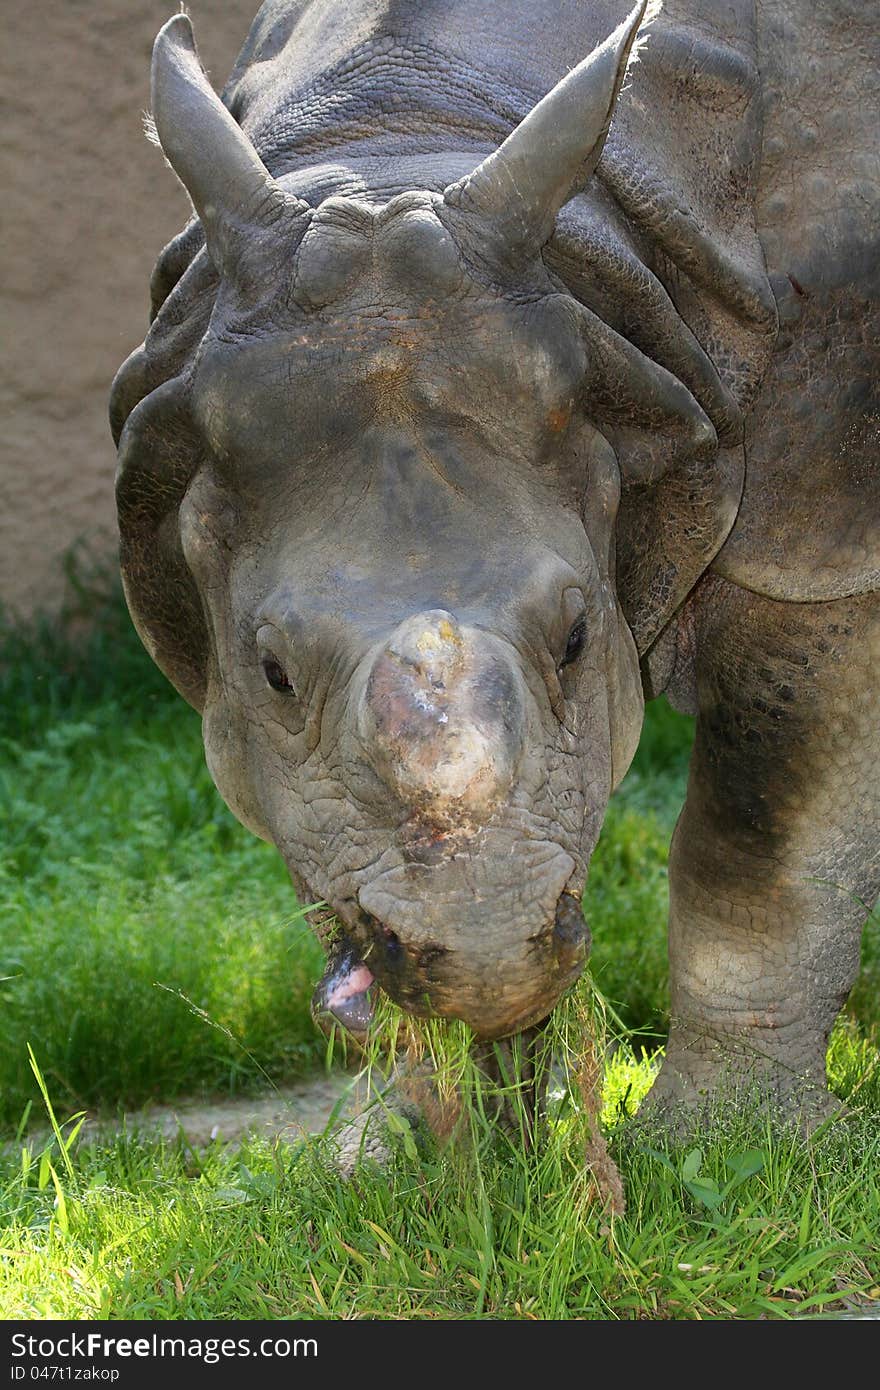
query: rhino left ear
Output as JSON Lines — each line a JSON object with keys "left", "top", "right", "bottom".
{"left": 574, "top": 307, "right": 743, "bottom": 655}
{"left": 577, "top": 305, "right": 721, "bottom": 485}
{"left": 614, "top": 440, "right": 743, "bottom": 655}
{"left": 150, "top": 14, "right": 310, "bottom": 278}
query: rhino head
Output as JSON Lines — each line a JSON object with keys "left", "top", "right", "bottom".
{"left": 114, "top": 4, "right": 739, "bottom": 1040}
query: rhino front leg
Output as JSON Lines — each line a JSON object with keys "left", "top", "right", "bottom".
{"left": 329, "top": 1025, "right": 552, "bottom": 1176}
{"left": 648, "top": 577, "right": 879, "bottom": 1124}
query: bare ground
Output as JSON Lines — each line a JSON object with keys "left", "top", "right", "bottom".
{"left": 70, "top": 1071, "right": 356, "bottom": 1151}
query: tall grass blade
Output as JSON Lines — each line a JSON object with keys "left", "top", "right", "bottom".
{"left": 27, "top": 1044, "right": 82, "bottom": 1181}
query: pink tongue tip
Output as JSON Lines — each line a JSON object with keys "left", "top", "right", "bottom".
{"left": 325, "top": 963, "right": 375, "bottom": 1009}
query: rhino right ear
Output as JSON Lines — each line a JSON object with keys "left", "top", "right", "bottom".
{"left": 571, "top": 303, "right": 743, "bottom": 654}
{"left": 443, "top": 2, "right": 651, "bottom": 264}
{"left": 115, "top": 376, "right": 208, "bottom": 711}
{"left": 150, "top": 14, "right": 310, "bottom": 278}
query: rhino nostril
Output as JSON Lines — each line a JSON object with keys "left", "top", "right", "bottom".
{"left": 363, "top": 912, "right": 403, "bottom": 963}
{"left": 417, "top": 944, "right": 448, "bottom": 979}
{"left": 383, "top": 927, "right": 403, "bottom": 962}
{"left": 553, "top": 893, "right": 590, "bottom": 953}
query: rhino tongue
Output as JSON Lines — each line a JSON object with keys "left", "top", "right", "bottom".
{"left": 311, "top": 938, "right": 376, "bottom": 1040}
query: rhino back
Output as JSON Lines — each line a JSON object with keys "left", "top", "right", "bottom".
{"left": 715, "top": 0, "right": 879, "bottom": 600}
{"left": 222, "top": 0, "right": 646, "bottom": 155}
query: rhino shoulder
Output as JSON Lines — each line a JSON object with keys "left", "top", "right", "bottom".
{"left": 714, "top": 0, "right": 880, "bottom": 601}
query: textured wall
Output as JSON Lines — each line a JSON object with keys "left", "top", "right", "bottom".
{"left": 0, "top": 1, "right": 248, "bottom": 617}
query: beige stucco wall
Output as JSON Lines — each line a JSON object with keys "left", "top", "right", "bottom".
{"left": 1, "top": 1, "right": 249, "bottom": 618}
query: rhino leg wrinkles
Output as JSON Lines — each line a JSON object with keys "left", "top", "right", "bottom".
{"left": 644, "top": 575, "right": 879, "bottom": 1124}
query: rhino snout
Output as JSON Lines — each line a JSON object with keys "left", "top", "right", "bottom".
{"left": 356, "top": 610, "right": 526, "bottom": 820}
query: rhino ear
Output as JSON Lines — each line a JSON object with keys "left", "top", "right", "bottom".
{"left": 150, "top": 14, "right": 310, "bottom": 278}
{"left": 615, "top": 442, "right": 743, "bottom": 654}
{"left": 577, "top": 307, "right": 720, "bottom": 485}
{"left": 574, "top": 307, "right": 743, "bottom": 653}
{"left": 115, "top": 377, "right": 208, "bottom": 711}
{"left": 443, "top": 1, "right": 650, "bottom": 260}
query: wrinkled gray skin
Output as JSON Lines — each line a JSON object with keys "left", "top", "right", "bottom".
{"left": 112, "top": 0, "right": 878, "bottom": 1123}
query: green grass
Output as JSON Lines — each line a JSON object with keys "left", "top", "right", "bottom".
{"left": 1, "top": 1013, "right": 878, "bottom": 1320}
{"left": 0, "top": 562, "right": 325, "bottom": 1122}
{"left": 588, "top": 708, "right": 687, "bottom": 1043}
{"left": 1, "top": 560, "right": 878, "bottom": 1319}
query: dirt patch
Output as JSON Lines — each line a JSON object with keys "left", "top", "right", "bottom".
{"left": 2, "top": 1, "right": 248, "bottom": 616}
{"left": 76, "top": 1071, "right": 357, "bottom": 1151}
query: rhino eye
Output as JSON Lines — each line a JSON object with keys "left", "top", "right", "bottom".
{"left": 262, "top": 656, "right": 295, "bottom": 694}
{"left": 560, "top": 618, "right": 587, "bottom": 670}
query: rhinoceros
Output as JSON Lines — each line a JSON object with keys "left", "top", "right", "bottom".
{"left": 111, "top": 0, "right": 878, "bottom": 1127}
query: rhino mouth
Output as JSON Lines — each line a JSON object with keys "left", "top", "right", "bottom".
{"left": 311, "top": 889, "right": 589, "bottom": 1042}
{"left": 310, "top": 935, "right": 378, "bottom": 1042}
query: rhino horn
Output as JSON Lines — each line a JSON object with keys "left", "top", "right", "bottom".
{"left": 443, "top": 1, "right": 650, "bottom": 258}
{"left": 150, "top": 14, "right": 309, "bottom": 277}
